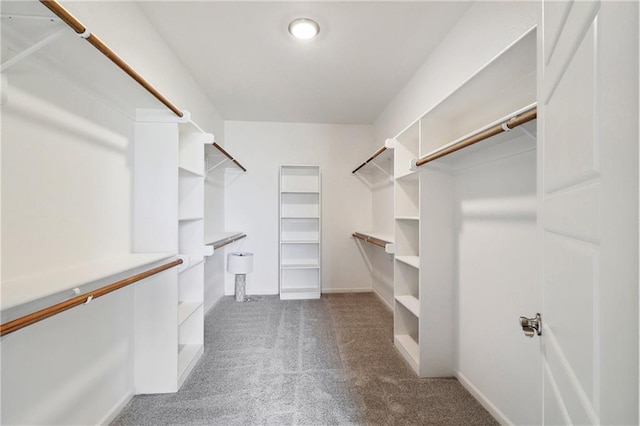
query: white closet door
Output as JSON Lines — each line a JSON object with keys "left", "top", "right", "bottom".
{"left": 539, "top": 1, "right": 638, "bottom": 424}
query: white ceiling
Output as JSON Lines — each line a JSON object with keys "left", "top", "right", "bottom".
{"left": 137, "top": 1, "right": 473, "bottom": 124}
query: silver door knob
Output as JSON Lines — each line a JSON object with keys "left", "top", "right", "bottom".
{"left": 520, "top": 313, "right": 542, "bottom": 337}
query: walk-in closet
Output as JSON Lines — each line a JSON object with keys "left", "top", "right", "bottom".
{"left": 1, "top": 1, "right": 638, "bottom": 425}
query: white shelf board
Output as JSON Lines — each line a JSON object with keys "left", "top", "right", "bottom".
{"left": 179, "top": 166, "right": 204, "bottom": 178}
{"left": 394, "top": 335, "right": 420, "bottom": 373}
{"left": 395, "top": 216, "right": 419, "bottom": 221}
{"left": 178, "top": 216, "right": 204, "bottom": 222}
{"left": 280, "top": 287, "right": 321, "bottom": 300}
{"left": 281, "top": 240, "right": 319, "bottom": 244}
{"left": 178, "top": 302, "right": 202, "bottom": 325}
{"left": 280, "top": 263, "right": 320, "bottom": 270}
{"left": 396, "top": 170, "right": 419, "bottom": 181}
{"left": 354, "top": 231, "right": 394, "bottom": 244}
{"left": 395, "top": 256, "right": 420, "bottom": 269}
{"left": 204, "top": 231, "right": 244, "bottom": 247}
{"left": 395, "top": 295, "right": 420, "bottom": 318}
{"left": 1, "top": 252, "right": 175, "bottom": 311}
{"left": 280, "top": 190, "right": 320, "bottom": 194}
{"left": 281, "top": 216, "right": 320, "bottom": 219}
{"left": 178, "top": 343, "right": 204, "bottom": 386}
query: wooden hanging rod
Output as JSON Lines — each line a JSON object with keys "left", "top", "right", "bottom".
{"left": 39, "top": 0, "right": 184, "bottom": 118}
{"left": 352, "top": 146, "right": 388, "bottom": 174}
{"left": 414, "top": 106, "right": 537, "bottom": 168}
{"left": 353, "top": 232, "right": 387, "bottom": 249}
{"left": 214, "top": 233, "right": 247, "bottom": 250}
{"left": 0, "top": 258, "right": 183, "bottom": 337}
{"left": 212, "top": 142, "right": 247, "bottom": 172}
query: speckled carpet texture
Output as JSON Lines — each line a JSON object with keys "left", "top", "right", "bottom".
{"left": 112, "top": 293, "right": 497, "bottom": 425}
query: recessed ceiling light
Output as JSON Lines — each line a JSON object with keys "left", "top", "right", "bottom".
{"left": 288, "top": 18, "right": 320, "bottom": 40}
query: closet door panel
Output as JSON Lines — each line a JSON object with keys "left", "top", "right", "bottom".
{"left": 542, "top": 182, "right": 600, "bottom": 243}
{"left": 540, "top": 1, "right": 638, "bottom": 424}
{"left": 544, "top": 24, "right": 597, "bottom": 192}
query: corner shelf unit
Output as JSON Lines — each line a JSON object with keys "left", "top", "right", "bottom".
{"left": 279, "top": 165, "right": 321, "bottom": 300}
{"left": 391, "top": 29, "right": 536, "bottom": 378}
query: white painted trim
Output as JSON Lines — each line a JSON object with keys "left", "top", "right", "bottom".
{"left": 456, "top": 371, "right": 512, "bottom": 426}
{"left": 204, "top": 293, "right": 226, "bottom": 315}
{"left": 98, "top": 390, "right": 134, "bottom": 426}
{"left": 373, "top": 289, "right": 393, "bottom": 311}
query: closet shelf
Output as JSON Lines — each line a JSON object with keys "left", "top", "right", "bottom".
{"left": 354, "top": 231, "right": 393, "bottom": 244}
{"left": 1, "top": 252, "right": 175, "bottom": 312}
{"left": 395, "top": 216, "right": 419, "bottom": 221}
{"left": 281, "top": 190, "right": 320, "bottom": 194}
{"left": 179, "top": 166, "right": 204, "bottom": 178}
{"left": 280, "top": 287, "right": 321, "bottom": 300}
{"left": 281, "top": 216, "right": 320, "bottom": 219}
{"left": 352, "top": 232, "right": 395, "bottom": 254}
{"left": 281, "top": 240, "right": 319, "bottom": 244}
{"left": 395, "top": 256, "right": 420, "bottom": 269}
{"left": 178, "top": 216, "right": 204, "bottom": 222}
{"left": 35, "top": 1, "right": 184, "bottom": 118}
{"left": 414, "top": 105, "right": 537, "bottom": 168}
{"left": 178, "top": 302, "right": 202, "bottom": 325}
{"left": 396, "top": 170, "right": 419, "bottom": 181}
{"left": 280, "top": 263, "right": 319, "bottom": 270}
{"left": 395, "top": 295, "right": 420, "bottom": 318}
{"left": 205, "top": 232, "right": 246, "bottom": 248}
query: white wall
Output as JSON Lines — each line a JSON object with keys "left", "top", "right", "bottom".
{"left": 224, "top": 121, "right": 374, "bottom": 295}
{"left": 1, "top": 2, "right": 225, "bottom": 424}
{"left": 204, "top": 166, "right": 227, "bottom": 312}
{"left": 370, "top": 165, "right": 395, "bottom": 307}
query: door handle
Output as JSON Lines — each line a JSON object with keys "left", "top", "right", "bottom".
{"left": 520, "top": 313, "right": 542, "bottom": 338}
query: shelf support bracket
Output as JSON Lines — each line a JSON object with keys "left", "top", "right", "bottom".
{"left": 206, "top": 154, "right": 228, "bottom": 174}
{"left": 370, "top": 160, "right": 393, "bottom": 182}
{"left": 1, "top": 27, "right": 67, "bottom": 73}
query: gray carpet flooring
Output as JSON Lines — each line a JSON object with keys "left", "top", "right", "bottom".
{"left": 112, "top": 293, "right": 497, "bottom": 425}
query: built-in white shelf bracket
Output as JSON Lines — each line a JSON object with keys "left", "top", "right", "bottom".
{"left": 0, "top": 27, "right": 66, "bottom": 73}
{"left": 205, "top": 154, "right": 228, "bottom": 174}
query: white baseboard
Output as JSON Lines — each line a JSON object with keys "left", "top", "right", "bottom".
{"left": 98, "top": 390, "right": 134, "bottom": 425}
{"left": 455, "top": 371, "right": 511, "bottom": 425}
{"left": 373, "top": 289, "right": 393, "bottom": 311}
{"left": 321, "top": 288, "right": 373, "bottom": 294}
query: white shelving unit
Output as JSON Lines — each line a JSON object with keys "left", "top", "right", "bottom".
{"left": 393, "top": 120, "right": 422, "bottom": 374}
{"left": 133, "top": 109, "right": 213, "bottom": 392}
{"left": 279, "top": 165, "right": 321, "bottom": 300}
{"left": 391, "top": 30, "right": 537, "bottom": 378}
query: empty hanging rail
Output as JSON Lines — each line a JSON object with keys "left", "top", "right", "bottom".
{"left": 352, "top": 232, "right": 394, "bottom": 254}
{"left": 413, "top": 106, "right": 537, "bottom": 168}
{"left": 213, "top": 233, "right": 247, "bottom": 250}
{"left": 0, "top": 258, "right": 183, "bottom": 337}
{"left": 352, "top": 146, "right": 388, "bottom": 174}
{"left": 353, "top": 232, "right": 386, "bottom": 248}
{"left": 212, "top": 142, "right": 247, "bottom": 172}
{"left": 39, "top": 0, "right": 184, "bottom": 117}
